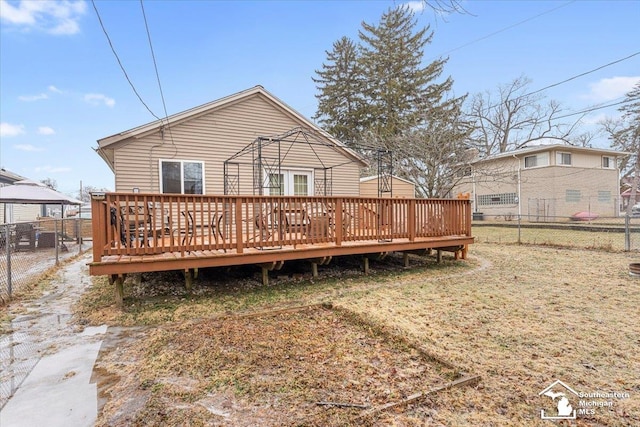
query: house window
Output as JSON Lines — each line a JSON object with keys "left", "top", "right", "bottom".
{"left": 598, "top": 190, "right": 611, "bottom": 203}
{"left": 524, "top": 155, "right": 538, "bottom": 168}
{"left": 557, "top": 152, "right": 572, "bottom": 166}
{"left": 160, "top": 160, "right": 204, "bottom": 194}
{"left": 265, "top": 169, "right": 313, "bottom": 196}
{"left": 456, "top": 166, "right": 472, "bottom": 177}
{"left": 268, "top": 173, "right": 284, "bottom": 196}
{"left": 566, "top": 189, "right": 581, "bottom": 202}
{"left": 602, "top": 156, "right": 614, "bottom": 169}
{"left": 478, "top": 193, "right": 517, "bottom": 205}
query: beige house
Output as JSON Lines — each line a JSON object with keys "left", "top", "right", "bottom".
{"left": 359, "top": 175, "right": 416, "bottom": 198}
{"left": 96, "top": 86, "right": 367, "bottom": 197}
{"left": 0, "top": 169, "right": 41, "bottom": 224}
{"left": 452, "top": 145, "right": 628, "bottom": 220}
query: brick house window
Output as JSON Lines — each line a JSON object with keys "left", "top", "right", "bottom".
{"left": 598, "top": 190, "right": 611, "bottom": 203}
{"left": 524, "top": 155, "right": 537, "bottom": 168}
{"left": 478, "top": 193, "right": 517, "bottom": 205}
{"left": 566, "top": 189, "right": 581, "bottom": 202}
{"left": 602, "top": 156, "right": 614, "bottom": 168}
{"left": 557, "top": 152, "right": 572, "bottom": 166}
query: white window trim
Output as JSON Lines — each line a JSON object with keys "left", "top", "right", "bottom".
{"left": 159, "top": 159, "right": 206, "bottom": 194}
{"left": 524, "top": 155, "right": 539, "bottom": 169}
{"left": 264, "top": 168, "right": 314, "bottom": 196}
{"left": 556, "top": 151, "right": 572, "bottom": 166}
{"left": 602, "top": 156, "right": 614, "bottom": 169}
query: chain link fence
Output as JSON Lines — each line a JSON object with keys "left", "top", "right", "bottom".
{"left": 0, "top": 218, "right": 92, "bottom": 303}
{"left": 471, "top": 214, "right": 640, "bottom": 252}
{"left": 0, "top": 331, "right": 44, "bottom": 410}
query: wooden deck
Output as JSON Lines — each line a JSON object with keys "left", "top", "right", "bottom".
{"left": 89, "top": 193, "right": 473, "bottom": 282}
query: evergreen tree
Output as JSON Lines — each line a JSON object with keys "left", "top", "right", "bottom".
{"left": 312, "top": 37, "right": 363, "bottom": 146}
{"left": 358, "top": 5, "right": 452, "bottom": 138}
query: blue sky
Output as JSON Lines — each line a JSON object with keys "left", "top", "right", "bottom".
{"left": 1, "top": 0, "right": 638, "bottom": 195}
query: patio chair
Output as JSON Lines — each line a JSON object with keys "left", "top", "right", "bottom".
{"left": 110, "top": 204, "right": 153, "bottom": 247}
{"left": 13, "top": 223, "right": 36, "bottom": 251}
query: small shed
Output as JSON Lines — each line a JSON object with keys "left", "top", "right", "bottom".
{"left": 359, "top": 175, "right": 416, "bottom": 198}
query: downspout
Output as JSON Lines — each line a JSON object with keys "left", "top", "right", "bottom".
{"left": 512, "top": 154, "right": 522, "bottom": 219}
{"left": 472, "top": 167, "right": 477, "bottom": 213}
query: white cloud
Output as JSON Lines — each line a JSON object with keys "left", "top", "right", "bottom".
{"left": 14, "top": 143, "right": 45, "bottom": 152}
{"left": 0, "top": 0, "right": 87, "bottom": 35}
{"left": 18, "top": 93, "right": 48, "bottom": 102}
{"left": 48, "top": 85, "right": 63, "bottom": 94}
{"left": 38, "top": 126, "right": 55, "bottom": 135}
{"left": 35, "top": 165, "right": 71, "bottom": 173}
{"left": 583, "top": 76, "right": 640, "bottom": 102}
{"left": 405, "top": 1, "right": 426, "bottom": 13}
{"left": 0, "top": 122, "right": 26, "bottom": 137}
{"left": 84, "top": 93, "right": 115, "bottom": 108}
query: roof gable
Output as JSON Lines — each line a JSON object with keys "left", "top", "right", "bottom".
{"left": 96, "top": 85, "right": 365, "bottom": 169}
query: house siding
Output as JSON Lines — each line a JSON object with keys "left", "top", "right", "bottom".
{"left": 454, "top": 149, "right": 622, "bottom": 219}
{"left": 359, "top": 177, "right": 415, "bottom": 198}
{"left": 112, "top": 93, "right": 360, "bottom": 196}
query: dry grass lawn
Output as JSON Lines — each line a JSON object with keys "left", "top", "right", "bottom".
{"left": 77, "top": 243, "right": 640, "bottom": 426}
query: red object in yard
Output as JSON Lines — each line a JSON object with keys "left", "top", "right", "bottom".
{"left": 570, "top": 211, "right": 599, "bottom": 221}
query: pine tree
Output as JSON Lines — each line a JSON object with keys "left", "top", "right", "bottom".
{"left": 312, "top": 37, "right": 363, "bottom": 146}
{"left": 358, "top": 5, "right": 452, "bottom": 138}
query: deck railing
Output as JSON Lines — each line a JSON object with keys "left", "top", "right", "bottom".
{"left": 91, "top": 193, "right": 471, "bottom": 262}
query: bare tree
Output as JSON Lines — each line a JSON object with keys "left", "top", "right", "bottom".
{"left": 468, "top": 76, "right": 584, "bottom": 156}
{"left": 358, "top": 101, "right": 473, "bottom": 198}
{"left": 78, "top": 185, "right": 110, "bottom": 202}
{"left": 420, "top": 0, "right": 470, "bottom": 16}
{"left": 40, "top": 177, "right": 58, "bottom": 190}
{"left": 602, "top": 82, "right": 640, "bottom": 214}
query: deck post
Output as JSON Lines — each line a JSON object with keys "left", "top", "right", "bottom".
{"left": 408, "top": 199, "right": 416, "bottom": 242}
{"left": 261, "top": 267, "right": 269, "bottom": 286}
{"left": 335, "top": 199, "right": 343, "bottom": 246}
{"left": 362, "top": 256, "right": 369, "bottom": 274}
{"left": 311, "top": 262, "right": 318, "bottom": 278}
{"left": 111, "top": 274, "right": 124, "bottom": 307}
{"left": 91, "top": 198, "right": 107, "bottom": 263}
{"left": 436, "top": 249, "right": 442, "bottom": 263}
{"left": 403, "top": 252, "right": 410, "bottom": 268}
{"left": 185, "top": 269, "right": 193, "bottom": 291}
{"left": 235, "top": 197, "right": 244, "bottom": 254}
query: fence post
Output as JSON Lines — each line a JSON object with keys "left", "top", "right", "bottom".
{"left": 77, "top": 218, "right": 82, "bottom": 255}
{"left": 625, "top": 214, "right": 631, "bottom": 252}
{"left": 5, "top": 223, "right": 11, "bottom": 300}
{"left": 517, "top": 215, "right": 522, "bottom": 244}
{"left": 54, "top": 219, "right": 59, "bottom": 265}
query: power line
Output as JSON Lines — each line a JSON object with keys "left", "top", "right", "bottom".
{"left": 140, "top": 0, "right": 170, "bottom": 122}
{"left": 553, "top": 100, "right": 627, "bottom": 121}
{"left": 432, "top": 1, "right": 577, "bottom": 59}
{"left": 91, "top": 0, "right": 161, "bottom": 121}
{"left": 521, "top": 52, "right": 640, "bottom": 99}
{"left": 476, "top": 52, "right": 639, "bottom": 116}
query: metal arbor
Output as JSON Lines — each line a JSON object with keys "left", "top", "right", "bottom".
{"left": 223, "top": 127, "right": 394, "bottom": 198}
{"left": 223, "top": 127, "right": 347, "bottom": 196}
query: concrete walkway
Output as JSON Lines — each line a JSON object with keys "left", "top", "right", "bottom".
{"left": 0, "top": 252, "right": 106, "bottom": 427}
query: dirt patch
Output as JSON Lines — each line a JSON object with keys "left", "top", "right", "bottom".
{"left": 81, "top": 245, "right": 639, "bottom": 425}
{"left": 94, "top": 304, "right": 473, "bottom": 426}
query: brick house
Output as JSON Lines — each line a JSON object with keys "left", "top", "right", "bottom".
{"left": 452, "top": 145, "right": 630, "bottom": 220}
